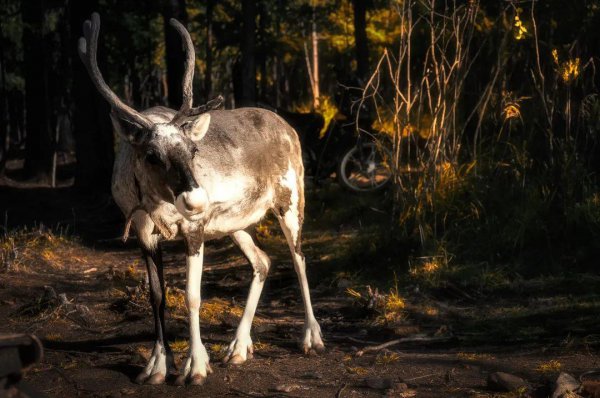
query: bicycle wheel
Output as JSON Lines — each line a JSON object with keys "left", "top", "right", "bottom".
{"left": 337, "top": 142, "right": 393, "bottom": 192}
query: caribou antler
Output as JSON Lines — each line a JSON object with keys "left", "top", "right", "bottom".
{"left": 191, "top": 95, "right": 224, "bottom": 113}
{"left": 168, "top": 20, "right": 224, "bottom": 124}
{"left": 78, "top": 13, "right": 153, "bottom": 130}
{"left": 169, "top": 18, "right": 196, "bottom": 124}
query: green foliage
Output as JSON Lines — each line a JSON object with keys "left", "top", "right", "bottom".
{"left": 350, "top": 0, "right": 600, "bottom": 278}
{"left": 2, "top": 0, "right": 600, "bottom": 278}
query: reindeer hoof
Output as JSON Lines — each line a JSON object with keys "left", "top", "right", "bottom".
{"left": 313, "top": 342, "right": 326, "bottom": 353}
{"left": 175, "top": 374, "right": 187, "bottom": 386}
{"left": 303, "top": 342, "right": 326, "bottom": 356}
{"left": 135, "top": 373, "right": 148, "bottom": 385}
{"left": 146, "top": 373, "right": 166, "bottom": 385}
{"left": 190, "top": 375, "right": 207, "bottom": 385}
{"left": 135, "top": 372, "right": 165, "bottom": 385}
{"left": 225, "top": 354, "right": 247, "bottom": 366}
{"left": 175, "top": 373, "right": 208, "bottom": 386}
{"left": 175, "top": 362, "right": 212, "bottom": 386}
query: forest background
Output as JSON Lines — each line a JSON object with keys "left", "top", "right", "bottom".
{"left": 1, "top": 0, "right": 600, "bottom": 279}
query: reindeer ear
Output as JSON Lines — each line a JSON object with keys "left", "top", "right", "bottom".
{"left": 183, "top": 113, "right": 211, "bottom": 141}
{"left": 110, "top": 111, "right": 147, "bottom": 145}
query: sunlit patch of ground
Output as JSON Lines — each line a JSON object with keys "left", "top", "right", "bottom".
{"left": 1, "top": 185, "right": 600, "bottom": 397}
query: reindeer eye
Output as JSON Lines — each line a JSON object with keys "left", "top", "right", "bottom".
{"left": 145, "top": 151, "right": 162, "bottom": 166}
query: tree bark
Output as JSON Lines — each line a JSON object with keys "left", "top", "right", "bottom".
{"left": 239, "top": 0, "right": 257, "bottom": 106}
{"left": 69, "top": 0, "right": 114, "bottom": 193}
{"left": 163, "top": 0, "right": 189, "bottom": 109}
{"left": 352, "top": 0, "right": 369, "bottom": 80}
{"left": 258, "top": 1, "right": 268, "bottom": 102}
{"left": 311, "top": 1, "right": 320, "bottom": 108}
{"left": 0, "top": 18, "right": 7, "bottom": 175}
{"left": 204, "top": 0, "right": 213, "bottom": 99}
{"left": 22, "top": 0, "right": 53, "bottom": 182}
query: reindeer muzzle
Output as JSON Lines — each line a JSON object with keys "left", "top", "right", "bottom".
{"left": 175, "top": 187, "right": 208, "bottom": 220}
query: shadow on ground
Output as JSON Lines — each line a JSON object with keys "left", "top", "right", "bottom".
{"left": 1, "top": 183, "right": 599, "bottom": 397}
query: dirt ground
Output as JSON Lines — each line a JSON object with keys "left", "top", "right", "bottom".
{"left": 1, "top": 182, "right": 600, "bottom": 397}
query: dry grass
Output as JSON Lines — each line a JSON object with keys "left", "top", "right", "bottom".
{"left": 345, "top": 366, "right": 369, "bottom": 375}
{"left": 375, "top": 351, "right": 401, "bottom": 365}
{"left": 253, "top": 340, "right": 272, "bottom": 351}
{"left": 170, "top": 339, "right": 189, "bottom": 353}
{"left": 1, "top": 227, "right": 77, "bottom": 272}
{"left": 457, "top": 352, "right": 495, "bottom": 361}
{"left": 381, "top": 289, "right": 406, "bottom": 324}
{"left": 165, "top": 287, "right": 186, "bottom": 317}
{"left": 535, "top": 359, "right": 562, "bottom": 373}
{"left": 346, "top": 284, "right": 407, "bottom": 326}
{"left": 255, "top": 217, "right": 277, "bottom": 240}
{"left": 44, "top": 332, "right": 62, "bottom": 341}
{"left": 201, "top": 298, "right": 244, "bottom": 326}
{"left": 209, "top": 343, "right": 227, "bottom": 360}
{"left": 166, "top": 288, "right": 246, "bottom": 326}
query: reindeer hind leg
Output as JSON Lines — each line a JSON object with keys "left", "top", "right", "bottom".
{"left": 224, "top": 229, "right": 271, "bottom": 365}
{"left": 274, "top": 172, "right": 324, "bottom": 354}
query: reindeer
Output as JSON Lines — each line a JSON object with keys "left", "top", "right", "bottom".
{"left": 78, "top": 13, "right": 324, "bottom": 385}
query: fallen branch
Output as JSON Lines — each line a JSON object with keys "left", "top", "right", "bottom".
{"left": 355, "top": 335, "right": 453, "bottom": 357}
{"left": 329, "top": 334, "right": 380, "bottom": 346}
{"left": 404, "top": 372, "right": 441, "bottom": 382}
{"left": 335, "top": 383, "right": 347, "bottom": 398}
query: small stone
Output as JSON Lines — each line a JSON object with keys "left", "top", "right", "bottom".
{"left": 273, "top": 384, "right": 300, "bottom": 393}
{"left": 552, "top": 372, "right": 581, "bottom": 398}
{"left": 386, "top": 388, "right": 416, "bottom": 398}
{"left": 487, "top": 372, "right": 529, "bottom": 392}
{"left": 254, "top": 323, "right": 277, "bottom": 333}
{"left": 364, "top": 377, "right": 395, "bottom": 390}
{"left": 300, "top": 371, "right": 323, "bottom": 380}
{"left": 270, "top": 299, "right": 282, "bottom": 307}
{"left": 384, "top": 383, "right": 409, "bottom": 397}
{"left": 582, "top": 380, "right": 600, "bottom": 397}
{"left": 337, "top": 278, "right": 352, "bottom": 289}
{"left": 393, "top": 383, "right": 408, "bottom": 391}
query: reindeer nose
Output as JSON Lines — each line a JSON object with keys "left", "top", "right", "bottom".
{"left": 183, "top": 189, "right": 206, "bottom": 210}
{"left": 175, "top": 187, "right": 208, "bottom": 220}
{"left": 183, "top": 198, "right": 195, "bottom": 211}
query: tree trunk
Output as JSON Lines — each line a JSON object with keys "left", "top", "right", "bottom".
{"left": 272, "top": 2, "right": 281, "bottom": 108}
{"left": 352, "top": 0, "right": 369, "bottom": 80}
{"left": 239, "top": 0, "right": 257, "bottom": 106}
{"left": 163, "top": 0, "right": 188, "bottom": 109}
{"left": 22, "top": 0, "right": 53, "bottom": 182}
{"left": 258, "top": 1, "right": 268, "bottom": 102}
{"left": 0, "top": 19, "right": 7, "bottom": 175}
{"left": 69, "top": 0, "right": 114, "bottom": 193}
{"left": 8, "top": 90, "right": 24, "bottom": 149}
{"left": 311, "top": 1, "right": 320, "bottom": 108}
{"left": 204, "top": 0, "right": 213, "bottom": 99}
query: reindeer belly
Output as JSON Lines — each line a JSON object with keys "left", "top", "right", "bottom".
{"left": 203, "top": 200, "right": 272, "bottom": 238}
{"left": 202, "top": 178, "right": 275, "bottom": 239}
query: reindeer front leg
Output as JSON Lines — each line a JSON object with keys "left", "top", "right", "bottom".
{"left": 176, "top": 239, "right": 212, "bottom": 385}
{"left": 136, "top": 245, "right": 175, "bottom": 384}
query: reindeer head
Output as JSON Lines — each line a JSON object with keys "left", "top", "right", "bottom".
{"left": 78, "top": 13, "right": 222, "bottom": 220}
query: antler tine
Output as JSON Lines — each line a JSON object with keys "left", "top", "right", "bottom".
{"left": 78, "top": 13, "right": 153, "bottom": 130}
{"left": 169, "top": 18, "right": 195, "bottom": 119}
{"left": 188, "top": 95, "right": 224, "bottom": 116}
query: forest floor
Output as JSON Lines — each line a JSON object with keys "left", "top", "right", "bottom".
{"left": 1, "top": 179, "right": 600, "bottom": 397}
